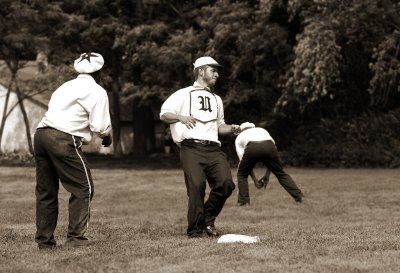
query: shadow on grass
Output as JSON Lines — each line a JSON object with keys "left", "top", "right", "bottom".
{"left": 86, "top": 153, "right": 182, "bottom": 169}
{"left": 0, "top": 153, "right": 182, "bottom": 169}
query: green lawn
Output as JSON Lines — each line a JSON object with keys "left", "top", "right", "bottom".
{"left": 1, "top": 166, "right": 399, "bottom": 273}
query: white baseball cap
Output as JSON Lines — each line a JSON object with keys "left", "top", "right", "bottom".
{"left": 74, "top": 52, "right": 104, "bottom": 74}
{"left": 193, "top": 56, "right": 222, "bottom": 70}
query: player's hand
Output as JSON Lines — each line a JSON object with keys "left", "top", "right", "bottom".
{"left": 101, "top": 135, "right": 112, "bottom": 147}
{"left": 255, "top": 177, "right": 269, "bottom": 189}
{"left": 231, "top": 124, "right": 241, "bottom": 135}
{"left": 179, "top": 115, "right": 196, "bottom": 129}
{"left": 240, "top": 122, "right": 255, "bottom": 131}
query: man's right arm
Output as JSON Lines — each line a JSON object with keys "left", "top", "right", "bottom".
{"left": 160, "top": 112, "right": 181, "bottom": 124}
{"left": 160, "top": 112, "right": 197, "bottom": 129}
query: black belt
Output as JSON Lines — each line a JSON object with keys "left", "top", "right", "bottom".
{"left": 248, "top": 140, "right": 273, "bottom": 144}
{"left": 182, "top": 139, "right": 219, "bottom": 146}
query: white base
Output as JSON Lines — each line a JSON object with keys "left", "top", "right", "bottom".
{"left": 217, "top": 234, "right": 260, "bottom": 244}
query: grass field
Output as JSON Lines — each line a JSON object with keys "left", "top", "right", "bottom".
{"left": 1, "top": 166, "right": 400, "bottom": 273}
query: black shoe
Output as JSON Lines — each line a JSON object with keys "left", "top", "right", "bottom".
{"left": 38, "top": 244, "right": 57, "bottom": 250}
{"left": 64, "top": 238, "right": 94, "bottom": 248}
{"left": 205, "top": 226, "right": 220, "bottom": 237}
{"left": 238, "top": 202, "right": 250, "bottom": 206}
{"left": 188, "top": 231, "right": 205, "bottom": 238}
{"left": 295, "top": 195, "right": 303, "bottom": 202}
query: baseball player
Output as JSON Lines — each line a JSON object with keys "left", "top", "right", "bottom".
{"left": 34, "top": 52, "right": 112, "bottom": 249}
{"left": 235, "top": 123, "right": 304, "bottom": 205}
{"left": 160, "top": 56, "right": 248, "bottom": 238}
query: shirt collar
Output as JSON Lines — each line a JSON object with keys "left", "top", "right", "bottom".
{"left": 193, "top": 81, "right": 211, "bottom": 92}
{"left": 77, "top": 74, "right": 95, "bottom": 81}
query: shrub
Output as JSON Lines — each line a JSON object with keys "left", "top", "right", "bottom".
{"left": 284, "top": 109, "right": 400, "bottom": 168}
{"left": 0, "top": 152, "right": 35, "bottom": 166}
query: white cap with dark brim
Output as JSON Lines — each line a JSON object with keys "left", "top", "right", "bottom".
{"left": 193, "top": 56, "right": 222, "bottom": 70}
{"left": 74, "top": 52, "right": 104, "bottom": 74}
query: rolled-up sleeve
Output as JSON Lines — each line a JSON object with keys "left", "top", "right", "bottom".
{"left": 235, "top": 136, "right": 245, "bottom": 160}
{"left": 216, "top": 96, "right": 225, "bottom": 127}
{"left": 89, "top": 92, "right": 112, "bottom": 137}
{"left": 160, "top": 90, "right": 182, "bottom": 118}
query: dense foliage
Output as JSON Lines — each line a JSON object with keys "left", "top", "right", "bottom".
{"left": 283, "top": 109, "right": 400, "bottom": 168}
{"left": 1, "top": 0, "right": 399, "bottom": 166}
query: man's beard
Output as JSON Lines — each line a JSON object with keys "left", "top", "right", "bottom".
{"left": 204, "top": 76, "right": 216, "bottom": 87}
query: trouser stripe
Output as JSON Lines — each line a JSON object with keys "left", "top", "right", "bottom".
{"left": 72, "top": 135, "right": 92, "bottom": 229}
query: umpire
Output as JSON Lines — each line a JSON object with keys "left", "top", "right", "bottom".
{"left": 160, "top": 56, "right": 248, "bottom": 238}
{"left": 34, "top": 52, "right": 112, "bottom": 249}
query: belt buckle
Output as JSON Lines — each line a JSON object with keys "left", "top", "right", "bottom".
{"left": 199, "top": 140, "right": 208, "bottom": 145}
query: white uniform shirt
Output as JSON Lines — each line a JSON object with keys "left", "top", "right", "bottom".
{"left": 235, "top": 127, "right": 275, "bottom": 160}
{"left": 160, "top": 82, "right": 225, "bottom": 145}
{"left": 37, "top": 74, "right": 112, "bottom": 143}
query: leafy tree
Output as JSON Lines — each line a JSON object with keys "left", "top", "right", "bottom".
{"left": 0, "top": 0, "right": 57, "bottom": 154}
{"left": 369, "top": 0, "right": 400, "bottom": 108}
{"left": 2, "top": 0, "right": 399, "bottom": 164}
{"left": 273, "top": 0, "right": 399, "bottom": 116}
{"left": 275, "top": 19, "right": 341, "bottom": 114}
{"left": 196, "top": 0, "right": 291, "bottom": 123}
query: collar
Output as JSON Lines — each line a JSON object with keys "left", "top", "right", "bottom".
{"left": 77, "top": 74, "right": 95, "bottom": 81}
{"left": 193, "top": 81, "right": 211, "bottom": 92}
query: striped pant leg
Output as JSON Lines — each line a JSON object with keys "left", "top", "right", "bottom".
{"left": 59, "top": 135, "right": 94, "bottom": 240}
{"left": 39, "top": 128, "right": 94, "bottom": 240}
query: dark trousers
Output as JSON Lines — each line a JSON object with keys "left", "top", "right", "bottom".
{"left": 34, "top": 128, "right": 94, "bottom": 247}
{"left": 180, "top": 142, "right": 235, "bottom": 236}
{"left": 237, "top": 141, "right": 303, "bottom": 204}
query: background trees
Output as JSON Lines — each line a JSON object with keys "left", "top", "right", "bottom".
{"left": 0, "top": 0, "right": 58, "bottom": 154}
{"left": 1, "top": 0, "right": 399, "bottom": 166}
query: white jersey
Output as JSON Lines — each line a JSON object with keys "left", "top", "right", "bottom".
{"left": 37, "top": 74, "right": 112, "bottom": 143}
{"left": 159, "top": 82, "right": 225, "bottom": 145}
{"left": 235, "top": 127, "right": 275, "bottom": 160}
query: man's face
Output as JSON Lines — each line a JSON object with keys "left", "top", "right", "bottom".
{"left": 200, "top": 66, "right": 219, "bottom": 87}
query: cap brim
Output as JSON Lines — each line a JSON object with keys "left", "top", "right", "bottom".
{"left": 208, "top": 63, "right": 223, "bottom": 68}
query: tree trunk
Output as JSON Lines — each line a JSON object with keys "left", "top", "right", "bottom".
{"left": 0, "top": 81, "right": 12, "bottom": 154}
{"left": 111, "top": 80, "right": 123, "bottom": 157}
{"left": 106, "top": 50, "right": 123, "bottom": 157}
{"left": 132, "top": 103, "right": 155, "bottom": 157}
{"left": 145, "top": 107, "right": 156, "bottom": 153}
{"left": 134, "top": 0, "right": 144, "bottom": 17}
{"left": 15, "top": 83, "right": 34, "bottom": 155}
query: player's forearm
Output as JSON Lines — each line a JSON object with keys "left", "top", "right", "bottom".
{"left": 218, "top": 123, "right": 240, "bottom": 135}
{"left": 263, "top": 169, "right": 271, "bottom": 179}
{"left": 250, "top": 171, "right": 257, "bottom": 183}
{"left": 160, "top": 112, "right": 181, "bottom": 124}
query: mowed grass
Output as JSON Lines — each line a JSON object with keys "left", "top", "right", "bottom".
{"left": 1, "top": 166, "right": 400, "bottom": 273}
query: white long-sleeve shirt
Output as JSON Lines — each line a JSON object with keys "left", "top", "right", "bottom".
{"left": 235, "top": 127, "right": 275, "bottom": 160}
{"left": 37, "top": 74, "right": 111, "bottom": 143}
{"left": 160, "top": 82, "right": 225, "bottom": 145}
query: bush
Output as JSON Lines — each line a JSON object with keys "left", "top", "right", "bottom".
{"left": 284, "top": 109, "right": 400, "bottom": 168}
{"left": 0, "top": 153, "right": 35, "bottom": 167}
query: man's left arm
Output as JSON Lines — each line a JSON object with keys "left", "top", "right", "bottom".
{"left": 216, "top": 98, "right": 241, "bottom": 135}
{"left": 88, "top": 91, "right": 112, "bottom": 146}
{"left": 218, "top": 123, "right": 241, "bottom": 135}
